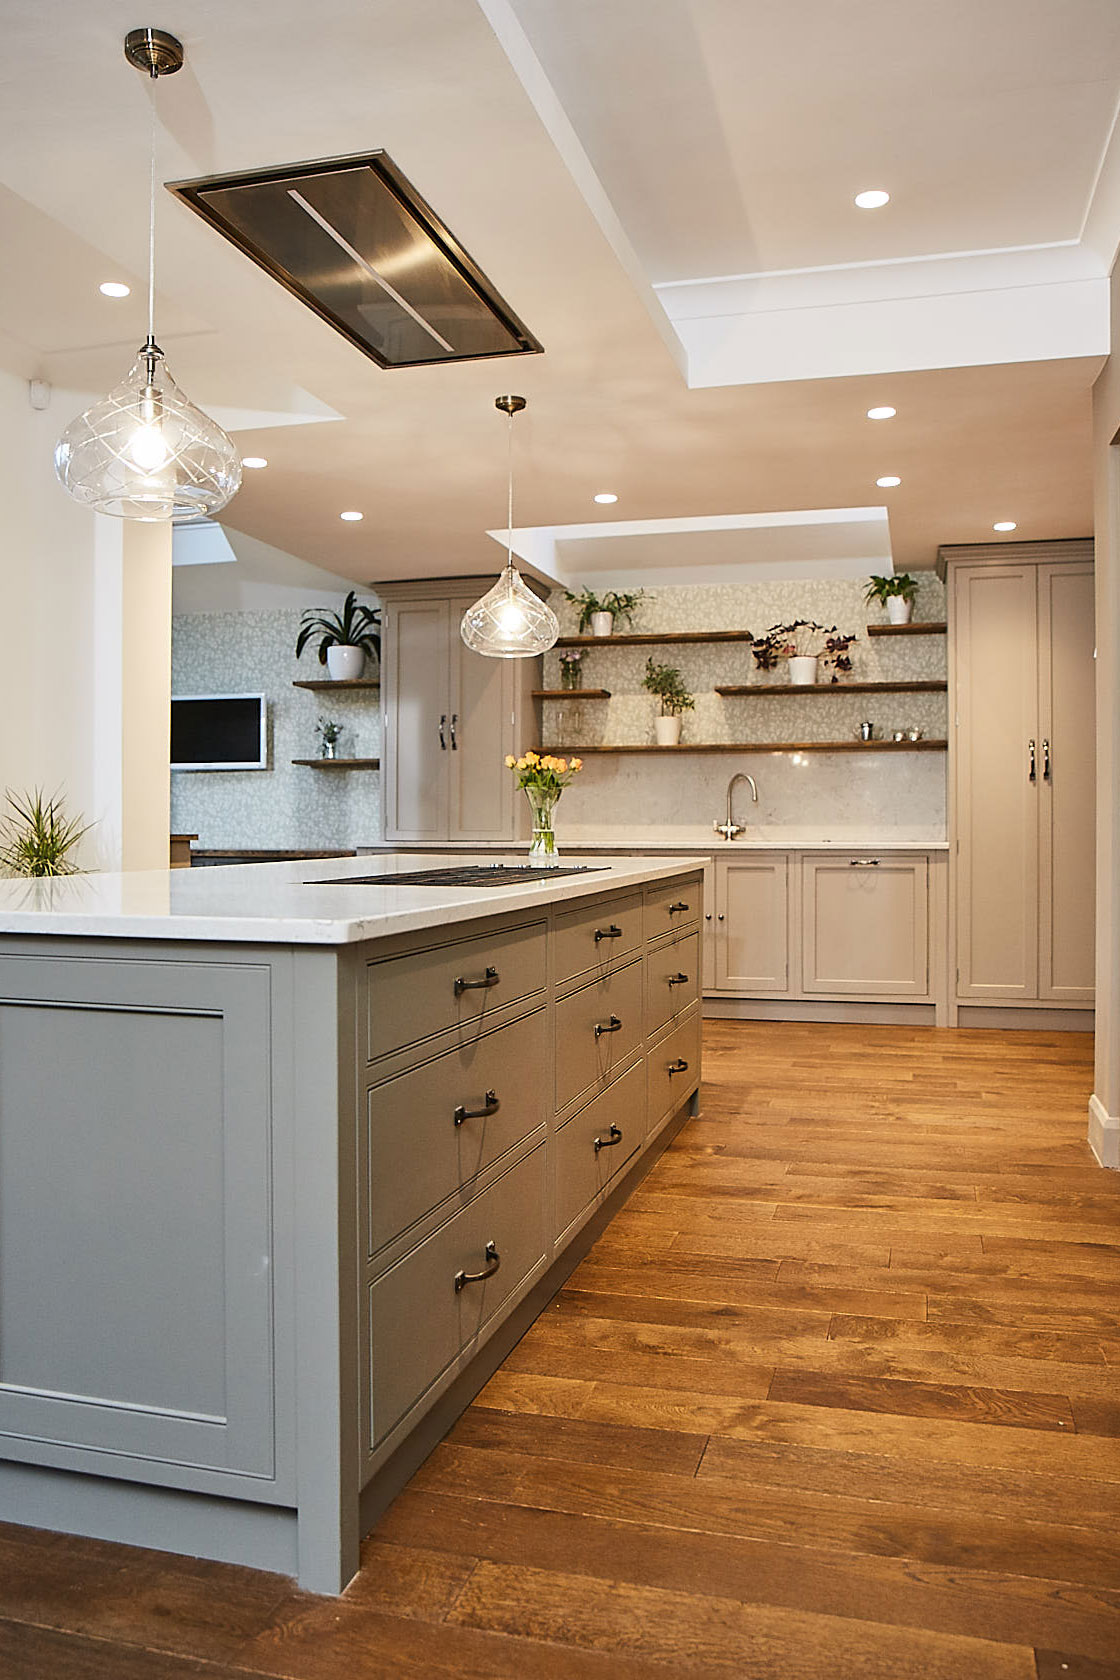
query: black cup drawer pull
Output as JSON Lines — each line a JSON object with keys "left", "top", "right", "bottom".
{"left": 668, "top": 972, "right": 689, "bottom": 987}
{"left": 453, "top": 1089, "right": 500, "bottom": 1126}
{"left": 667, "top": 1058, "right": 689, "bottom": 1075}
{"left": 667, "top": 900, "right": 690, "bottom": 914}
{"left": 454, "top": 1240, "right": 501, "bottom": 1292}
{"left": 595, "top": 1123, "right": 623, "bottom": 1153}
{"left": 595, "top": 1014, "right": 623, "bottom": 1038}
{"left": 594, "top": 924, "right": 623, "bottom": 943}
{"left": 454, "top": 965, "right": 500, "bottom": 997}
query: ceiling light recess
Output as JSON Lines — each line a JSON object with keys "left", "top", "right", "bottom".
{"left": 461, "top": 396, "right": 559, "bottom": 661}
{"left": 876, "top": 476, "right": 901, "bottom": 488}
{"left": 867, "top": 406, "right": 896, "bottom": 420}
{"left": 340, "top": 510, "right": 363, "bottom": 522}
{"left": 993, "top": 521, "right": 1017, "bottom": 532}
{"left": 855, "top": 189, "right": 890, "bottom": 209}
{"left": 99, "top": 281, "right": 131, "bottom": 298}
{"left": 242, "top": 456, "right": 268, "bottom": 469}
{"left": 170, "top": 151, "right": 544, "bottom": 370}
{"left": 593, "top": 492, "right": 618, "bottom": 505}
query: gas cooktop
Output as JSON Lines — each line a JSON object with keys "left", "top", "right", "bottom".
{"left": 312, "top": 864, "right": 609, "bottom": 888}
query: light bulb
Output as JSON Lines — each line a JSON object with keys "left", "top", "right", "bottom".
{"left": 125, "top": 418, "right": 171, "bottom": 472}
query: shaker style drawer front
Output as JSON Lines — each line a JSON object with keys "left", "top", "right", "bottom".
{"left": 647, "top": 1008, "right": 701, "bottom": 1132}
{"left": 554, "top": 1059, "right": 644, "bottom": 1238}
{"left": 644, "top": 879, "right": 701, "bottom": 942}
{"left": 366, "top": 1007, "right": 548, "bottom": 1255}
{"left": 554, "top": 957, "right": 644, "bottom": 1113}
{"left": 369, "top": 1142, "right": 546, "bottom": 1447}
{"left": 646, "top": 932, "right": 700, "bottom": 1037}
{"left": 553, "top": 892, "right": 643, "bottom": 986}
{"left": 367, "top": 920, "right": 546, "bottom": 1061}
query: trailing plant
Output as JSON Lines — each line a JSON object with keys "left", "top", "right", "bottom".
{"left": 0, "top": 788, "right": 91, "bottom": 877}
{"left": 564, "top": 588, "right": 646, "bottom": 633}
{"left": 642, "top": 657, "right": 695, "bottom": 716}
{"left": 295, "top": 591, "right": 381, "bottom": 665}
{"left": 864, "top": 573, "right": 918, "bottom": 606}
{"left": 750, "top": 620, "right": 857, "bottom": 682}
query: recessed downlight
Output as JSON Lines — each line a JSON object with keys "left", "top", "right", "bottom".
{"left": 242, "top": 456, "right": 268, "bottom": 470}
{"left": 867, "top": 405, "right": 896, "bottom": 420}
{"left": 855, "top": 189, "right": 890, "bottom": 210}
{"left": 593, "top": 492, "right": 618, "bottom": 505}
{"left": 876, "top": 476, "right": 901, "bottom": 488}
{"left": 993, "top": 520, "right": 1017, "bottom": 532}
{"left": 99, "top": 281, "right": 131, "bottom": 298}
{"left": 340, "top": 510, "right": 363, "bottom": 522}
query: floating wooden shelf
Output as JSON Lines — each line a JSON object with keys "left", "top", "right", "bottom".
{"left": 292, "top": 757, "right": 381, "bottom": 769}
{"left": 538, "top": 740, "right": 948, "bottom": 756}
{"left": 715, "top": 679, "right": 948, "bottom": 697}
{"left": 533, "top": 688, "right": 612, "bottom": 699}
{"left": 555, "top": 631, "right": 755, "bottom": 648}
{"left": 865, "top": 622, "right": 947, "bottom": 637}
{"left": 292, "top": 678, "right": 380, "bottom": 691}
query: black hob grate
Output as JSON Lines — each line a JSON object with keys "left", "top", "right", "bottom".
{"left": 311, "top": 864, "right": 610, "bottom": 888}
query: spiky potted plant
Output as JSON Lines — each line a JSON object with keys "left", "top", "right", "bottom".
{"left": 0, "top": 788, "right": 90, "bottom": 876}
{"left": 865, "top": 573, "right": 918, "bottom": 625}
{"left": 296, "top": 590, "right": 381, "bottom": 680}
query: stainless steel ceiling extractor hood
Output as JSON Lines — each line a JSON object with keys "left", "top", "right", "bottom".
{"left": 169, "top": 151, "right": 543, "bottom": 369}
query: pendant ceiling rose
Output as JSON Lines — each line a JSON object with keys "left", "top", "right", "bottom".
{"left": 123, "top": 28, "right": 184, "bottom": 78}
{"left": 495, "top": 395, "right": 527, "bottom": 416}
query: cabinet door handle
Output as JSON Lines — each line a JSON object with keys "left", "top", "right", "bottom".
{"left": 667, "top": 1058, "right": 689, "bottom": 1075}
{"left": 454, "top": 1240, "right": 500, "bottom": 1292}
{"left": 668, "top": 900, "right": 690, "bottom": 915}
{"left": 453, "top": 1089, "right": 500, "bottom": 1126}
{"left": 668, "top": 972, "right": 689, "bottom": 987}
{"left": 1043, "top": 738, "right": 1051, "bottom": 781}
{"left": 595, "top": 1014, "right": 623, "bottom": 1038}
{"left": 454, "top": 965, "right": 500, "bottom": 997}
{"left": 848, "top": 858, "right": 881, "bottom": 868}
{"left": 450, "top": 712, "right": 458, "bottom": 751}
{"left": 439, "top": 714, "right": 447, "bottom": 751}
{"left": 1028, "top": 738, "right": 1036, "bottom": 782}
{"left": 705, "top": 912, "right": 712, "bottom": 921}
{"left": 594, "top": 924, "right": 623, "bottom": 943}
{"left": 594, "top": 1123, "right": 623, "bottom": 1153}
{"left": 717, "top": 913, "right": 725, "bottom": 922}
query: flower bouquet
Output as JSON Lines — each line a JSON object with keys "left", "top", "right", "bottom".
{"left": 505, "top": 750, "right": 583, "bottom": 864}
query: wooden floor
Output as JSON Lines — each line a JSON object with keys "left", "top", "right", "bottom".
{"left": 2, "top": 1021, "right": 1118, "bottom": 1679}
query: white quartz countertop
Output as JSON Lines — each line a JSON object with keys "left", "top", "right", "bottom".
{"left": 359, "top": 834, "right": 949, "bottom": 854}
{"left": 0, "top": 853, "right": 707, "bottom": 946}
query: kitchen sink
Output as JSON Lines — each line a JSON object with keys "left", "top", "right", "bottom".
{"left": 311, "top": 864, "right": 610, "bottom": 888}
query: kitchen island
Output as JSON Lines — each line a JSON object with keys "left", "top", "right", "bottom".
{"left": 0, "top": 854, "right": 703, "bottom": 1593}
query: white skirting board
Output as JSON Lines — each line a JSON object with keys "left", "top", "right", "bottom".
{"left": 1089, "top": 1094, "right": 1119, "bottom": 1169}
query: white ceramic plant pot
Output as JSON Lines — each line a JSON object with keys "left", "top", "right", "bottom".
{"left": 589, "top": 611, "right": 614, "bottom": 637}
{"left": 654, "top": 715, "right": 682, "bottom": 746}
{"left": 788, "top": 655, "right": 819, "bottom": 685}
{"left": 886, "top": 597, "right": 913, "bottom": 625}
{"left": 326, "top": 644, "right": 365, "bottom": 680}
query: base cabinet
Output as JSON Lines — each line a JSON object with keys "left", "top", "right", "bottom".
{"left": 715, "top": 854, "right": 789, "bottom": 992}
{"left": 801, "top": 854, "right": 929, "bottom": 996}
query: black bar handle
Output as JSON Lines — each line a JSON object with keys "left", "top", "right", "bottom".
{"left": 439, "top": 713, "right": 447, "bottom": 751}
{"left": 454, "top": 965, "right": 500, "bottom": 997}
{"left": 667, "top": 1058, "right": 689, "bottom": 1075}
{"left": 454, "top": 1240, "right": 500, "bottom": 1292}
{"left": 668, "top": 900, "right": 690, "bottom": 914}
{"left": 668, "top": 972, "right": 689, "bottom": 987}
{"left": 450, "top": 712, "right": 458, "bottom": 751}
{"left": 1043, "top": 738, "right": 1051, "bottom": 781}
{"left": 594, "top": 924, "right": 623, "bottom": 943}
{"left": 594, "top": 1123, "right": 623, "bottom": 1153}
{"left": 454, "top": 1089, "right": 500, "bottom": 1126}
{"left": 1028, "top": 738, "right": 1036, "bottom": 783}
{"left": 595, "top": 1014, "right": 623, "bottom": 1038}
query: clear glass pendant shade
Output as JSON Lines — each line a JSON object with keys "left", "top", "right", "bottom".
{"left": 54, "top": 345, "right": 242, "bottom": 522}
{"left": 460, "top": 563, "right": 559, "bottom": 658}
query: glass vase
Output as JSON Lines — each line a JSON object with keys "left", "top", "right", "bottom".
{"left": 560, "top": 662, "right": 581, "bottom": 691}
{"left": 525, "top": 785, "right": 561, "bottom": 866}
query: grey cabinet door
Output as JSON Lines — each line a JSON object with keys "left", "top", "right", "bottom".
{"left": 384, "top": 600, "right": 450, "bottom": 842}
{"left": 0, "top": 953, "right": 276, "bottom": 1482}
{"left": 1038, "top": 561, "right": 1096, "bottom": 1001}
{"left": 801, "top": 854, "right": 930, "bottom": 996}
{"left": 715, "top": 854, "right": 789, "bottom": 992}
{"left": 448, "top": 599, "right": 517, "bottom": 842}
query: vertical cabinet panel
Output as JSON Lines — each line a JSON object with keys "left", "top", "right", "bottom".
{"left": 801, "top": 855, "right": 929, "bottom": 995}
{"left": 449, "top": 602, "right": 516, "bottom": 842}
{"left": 1038, "top": 562, "right": 1096, "bottom": 1000}
{"left": 384, "top": 601, "right": 449, "bottom": 842}
{"left": 715, "top": 854, "right": 789, "bottom": 992}
{"left": 953, "top": 565, "right": 1040, "bottom": 999}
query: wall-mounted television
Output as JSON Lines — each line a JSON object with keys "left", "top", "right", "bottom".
{"left": 171, "top": 694, "right": 268, "bottom": 771}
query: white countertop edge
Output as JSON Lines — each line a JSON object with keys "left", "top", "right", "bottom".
{"left": 0, "top": 854, "right": 710, "bottom": 946}
{"left": 355, "top": 837, "right": 950, "bottom": 854}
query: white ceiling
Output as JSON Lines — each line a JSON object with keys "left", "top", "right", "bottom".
{"left": 0, "top": 0, "right": 1114, "bottom": 586}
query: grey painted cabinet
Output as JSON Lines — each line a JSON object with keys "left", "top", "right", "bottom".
{"left": 380, "top": 582, "right": 540, "bottom": 842}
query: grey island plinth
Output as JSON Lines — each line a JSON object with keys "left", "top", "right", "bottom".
{"left": 0, "top": 853, "right": 704, "bottom": 1592}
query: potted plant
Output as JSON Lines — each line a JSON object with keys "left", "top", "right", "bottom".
{"left": 565, "top": 588, "right": 645, "bottom": 637}
{"left": 751, "top": 621, "right": 856, "bottom": 686}
{"left": 558, "top": 648, "right": 584, "bottom": 690}
{"left": 0, "top": 788, "right": 90, "bottom": 876}
{"left": 642, "top": 657, "right": 695, "bottom": 746}
{"left": 296, "top": 590, "right": 381, "bottom": 680}
{"left": 865, "top": 573, "right": 918, "bottom": 625}
{"left": 316, "top": 717, "right": 343, "bottom": 760}
{"left": 504, "top": 750, "right": 583, "bottom": 865}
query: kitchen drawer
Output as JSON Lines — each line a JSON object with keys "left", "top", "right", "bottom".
{"left": 369, "top": 1142, "right": 546, "bottom": 1446}
{"left": 646, "top": 931, "right": 700, "bottom": 1037}
{"left": 554, "top": 956, "right": 644, "bottom": 1112}
{"left": 554, "top": 1059, "right": 644, "bottom": 1238}
{"left": 644, "top": 877, "right": 702, "bottom": 942}
{"left": 367, "top": 919, "right": 546, "bottom": 1061}
{"left": 647, "top": 1008, "right": 701, "bottom": 1133}
{"left": 366, "top": 1007, "right": 547, "bottom": 1255}
{"left": 553, "top": 892, "right": 643, "bottom": 986}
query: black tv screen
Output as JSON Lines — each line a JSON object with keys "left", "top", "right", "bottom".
{"left": 171, "top": 694, "right": 268, "bottom": 770}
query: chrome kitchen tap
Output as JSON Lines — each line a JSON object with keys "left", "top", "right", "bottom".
{"left": 714, "top": 772, "right": 757, "bottom": 840}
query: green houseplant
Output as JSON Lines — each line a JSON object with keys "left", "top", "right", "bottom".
{"left": 296, "top": 591, "right": 381, "bottom": 680}
{"left": 642, "top": 657, "right": 695, "bottom": 746}
{"left": 565, "top": 588, "right": 645, "bottom": 636}
{"left": 0, "top": 788, "right": 90, "bottom": 876}
{"left": 864, "top": 573, "right": 918, "bottom": 625}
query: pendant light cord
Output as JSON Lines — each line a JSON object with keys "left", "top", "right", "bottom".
{"left": 505, "top": 404, "right": 515, "bottom": 573}
{"left": 146, "top": 92, "right": 157, "bottom": 349}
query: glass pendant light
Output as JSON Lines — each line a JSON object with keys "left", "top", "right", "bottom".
{"left": 55, "top": 29, "right": 241, "bottom": 522}
{"left": 460, "top": 396, "right": 559, "bottom": 658}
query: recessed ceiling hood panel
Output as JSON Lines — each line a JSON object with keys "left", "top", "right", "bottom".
{"left": 169, "top": 151, "right": 542, "bottom": 369}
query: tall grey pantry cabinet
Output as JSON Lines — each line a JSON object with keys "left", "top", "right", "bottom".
{"left": 378, "top": 579, "right": 542, "bottom": 843}
{"left": 943, "top": 538, "right": 1095, "bottom": 1017}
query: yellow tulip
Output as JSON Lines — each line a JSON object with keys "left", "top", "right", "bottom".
{"left": 525, "top": 750, "right": 539, "bottom": 764}
{"left": 505, "top": 755, "right": 516, "bottom": 768}
{"left": 570, "top": 757, "right": 583, "bottom": 771}
{"left": 515, "top": 757, "right": 528, "bottom": 771}
{"left": 555, "top": 758, "right": 567, "bottom": 774}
